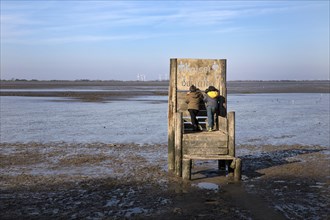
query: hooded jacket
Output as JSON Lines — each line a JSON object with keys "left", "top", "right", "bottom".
{"left": 204, "top": 91, "right": 219, "bottom": 108}
{"left": 186, "top": 91, "right": 203, "bottom": 110}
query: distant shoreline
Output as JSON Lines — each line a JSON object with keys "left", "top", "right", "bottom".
{"left": 0, "top": 80, "right": 329, "bottom": 101}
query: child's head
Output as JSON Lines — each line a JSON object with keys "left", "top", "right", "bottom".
{"left": 208, "top": 86, "right": 216, "bottom": 91}
{"left": 189, "top": 85, "right": 197, "bottom": 92}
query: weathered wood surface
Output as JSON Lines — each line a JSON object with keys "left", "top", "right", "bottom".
{"left": 167, "top": 59, "right": 177, "bottom": 172}
{"left": 182, "top": 131, "right": 229, "bottom": 157}
{"left": 218, "top": 114, "right": 227, "bottom": 132}
{"left": 175, "top": 112, "right": 183, "bottom": 176}
{"left": 234, "top": 158, "right": 242, "bottom": 181}
{"left": 176, "top": 92, "right": 188, "bottom": 113}
{"left": 176, "top": 59, "right": 226, "bottom": 92}
{"left": 182, "top": 159, "right": 192, "bottom": 180}
{"left": 183, "top": 155, "right": 235, "bottom": 160}
{"left": 168, "top": 58, "right": 241, "bottom": 181}
{"left": 184, "top": 147, "right": 228, "bottom": 156}
{"left": 228, "top": 111, "right": 235, "bottom": 157}
{"left": 183, "top": 116, "right": 207, "bottom": 123}
{"left": 183, "top": 131, "right": 228, "bottom": 141}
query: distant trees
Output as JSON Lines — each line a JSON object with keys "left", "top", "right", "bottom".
{"left": 13, "top": 78, "right": 28, "bottom": 81}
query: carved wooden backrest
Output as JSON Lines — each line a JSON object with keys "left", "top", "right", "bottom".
{"left": 168, "top": 58, "right": 227, "bottom": 131}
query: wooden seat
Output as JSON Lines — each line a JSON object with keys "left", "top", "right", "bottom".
{"left": 183, "top": 131, "right": 228, "bottom": 155}
{"left": 176, "top": 111, "right": 241, "bottom": 180}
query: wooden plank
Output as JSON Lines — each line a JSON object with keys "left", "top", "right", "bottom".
{"left": 182, "top": 111, "right": 207, "bottom": 119}
{"left": 177, "top": 92, "right": 188, "bottom": 112}
{"left": 218, "top": 60, "right": 227, "bottom": 130}
{"left": 183, "top": 116, "right": 208, "bottom": 121}
{"left": 234, "top": 158, "right": 242, "bottom": 181}
{"left": 219, "top": 60, "right": 227, "bottom": 97}
{"left": 182, "top": 139, "right": 228, "bottom": 149}
{"left": 183, "top": 155, "right": 235, "bottom": 160}
{"left": 218, "top": 116, "right": 227, "bottom": 133}
{"left": 183, "top": 116, "right": 208, "bottom": 131}
{"left": 175, "top": 112, "right": 183, "bottom": 176}
{"left": 182, "top": 141, "right": 228, "bottom": 150}
{"left": 228, "top": 111, "right": 235, "bottom": 157}
{"left": 183, "top": 130, "right": 229, "bottom": 155}
{"left": 184, "top": 144, "right": 228, "bottom": 150}
{"left": 182, "top": 158, "right": 191, "bottom": 180}
{"left": 167, "top": 59, "right": 177, "bottom": 172}
{"left": 183, "top": 131, "right": 228, "bottom": 141}
{"left": 185, "top": 147, "right": 228, "bottom": 155}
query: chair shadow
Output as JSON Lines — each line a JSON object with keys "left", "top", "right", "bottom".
{"left": 240, "top": 148, "right": 324, "bottom": 178}
{"left": 190, "top": 148, "right": 325, "bottom": 180}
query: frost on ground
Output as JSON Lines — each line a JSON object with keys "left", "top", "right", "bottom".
{"left": 0, "top": 142, "right": 329, "bottom": 219}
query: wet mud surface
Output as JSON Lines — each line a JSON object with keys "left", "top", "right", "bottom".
{"left": 1, "top": 80, "right": 329, "bottom": 102}
{"left": 0, "top": 143, "right": 329, "bottom": 219}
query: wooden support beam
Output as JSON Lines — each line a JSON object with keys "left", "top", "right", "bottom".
{"left": 218, "top": 116, "right": 227, "bottom": 133}
{"left": 228, "top": 111, "right": 235, "bottom": 157}
{"left": 234, "top": 158, "right": 242, "bottom": 181}
{"left": 175, "top": 112, "right": 183, "bottom": 176}
{"left": 168, "top": 59, "right": 177, "bottom": 173}
{"left": 182, "top": 158, "right": 191, "bottom": 180}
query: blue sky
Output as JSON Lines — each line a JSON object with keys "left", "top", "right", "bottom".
{"left": 1, "top": 1, "right": 329, "bottom": 81}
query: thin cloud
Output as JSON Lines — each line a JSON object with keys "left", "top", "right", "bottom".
{"left": 43, "top": 34, "right": 151, "bottom": 44}
{"left": 1, "top": 1, "right": 328, "bottom": 44}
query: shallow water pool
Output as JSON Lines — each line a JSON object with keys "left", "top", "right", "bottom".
{"left": 0, "top": 93, "right": 329, "bottom": 147}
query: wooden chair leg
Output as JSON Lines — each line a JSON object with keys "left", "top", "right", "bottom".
{"left": 234, "top": 158, "right": 242, "bottom": 181}
{"left": 182, "top": 159, "right": 192, "bottom": 180}
{"left": 228, "top": 159, "right": 235, "bottom": 172}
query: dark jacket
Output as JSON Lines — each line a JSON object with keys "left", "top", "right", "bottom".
{"left": 186, "top": 91, "right": 203, "bottom": 110}
{"left": 204, "top": 91, "right": 220, "bottom": 108}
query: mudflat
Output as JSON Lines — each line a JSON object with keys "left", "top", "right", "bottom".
{"left": 1, "top": 80, "right": 329, "bottom": 102}
{"left": 0, "top": 80, "right": 169, "bottom": 102}
{"left": 0, "top": 142, "right": 328, "bottom": 219}
{"left": 1, "top": 80, "right": 329, "bottom": 219}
